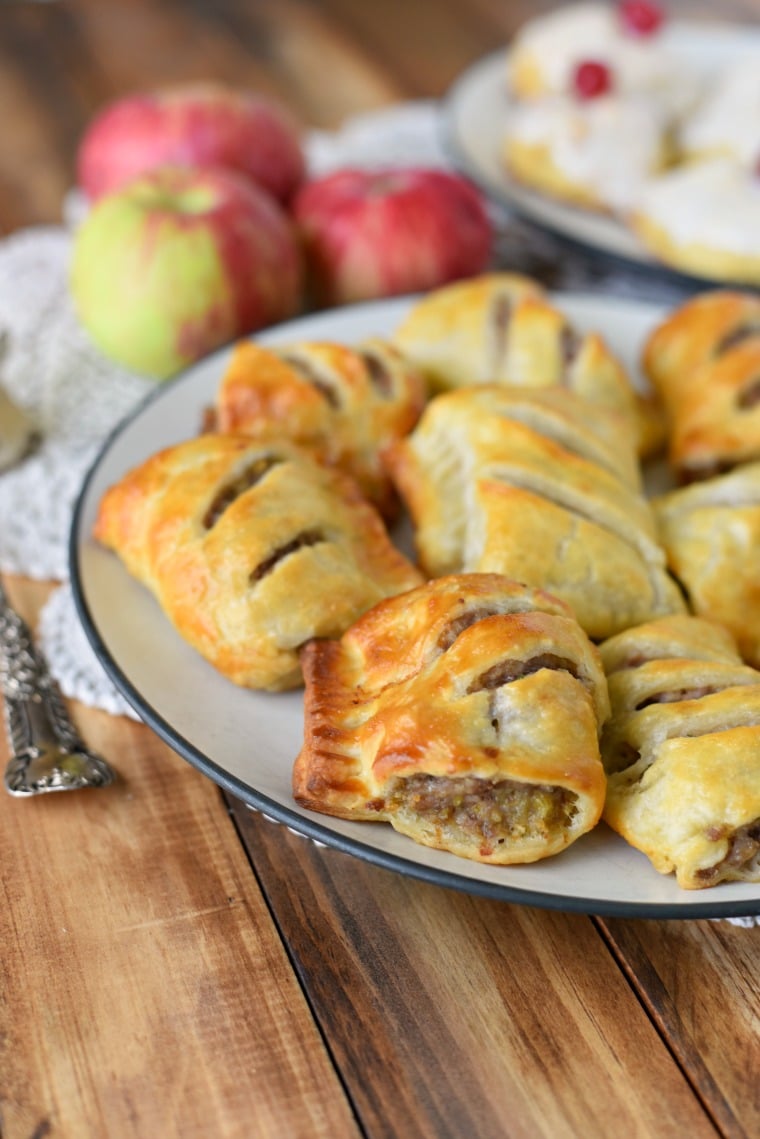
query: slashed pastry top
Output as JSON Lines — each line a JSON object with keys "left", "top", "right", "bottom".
{"left": 392, "top": 272, "right": 546, "bottom": 390}
{"left": 211, "top": 337, "right": 426, "bottom": 520}
{"left": 654, "top": 463, "right": 760, "bottom": 668}
{"left": 385, "top": 384, "right": 684, "bottom": 640}
{"left": 293, "top": 573, "right": 609, "bottom": 865}
{"left": 642, "top": 288, "right": 760, "bottom": 397}
{"left": 393, "top": 273, "right": 655, "bottom": 456}
{"left": 93, "top": 434, "right": 423, "bottom": 691}
{"left": 643, "top": 289, "right": 760, "bottom": 479}
{"left": 599, "top": 615, "right": 760, "bottom": 889}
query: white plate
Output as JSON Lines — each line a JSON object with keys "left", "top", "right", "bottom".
{"left": 70, "top": 294, "right": 760, "bottom": 919}
{"left": 442, "top": 21, "right": 760, "bottom": 283}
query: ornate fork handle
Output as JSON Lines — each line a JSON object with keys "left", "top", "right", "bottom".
{"left": 0, "top": 581, "right": 115, "bottom": 796}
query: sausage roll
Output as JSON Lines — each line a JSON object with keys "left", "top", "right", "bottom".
{"left": 393, "top": 272, "right": 657, "bottom": 456}
{"left": 93, "top": 434, "right": 423, "bottom": 691}
{"left": 599, "top": 615, "right": 760, "bottom": 889}
{"left": 654, "top": 463, "right": 760, "bottom": 668}
{"left": 211, "top": 338, "right": 426, "bottom": 519}
{"left": 642, "top": 289, "right": 760, "bottom": 479}
{"left": 293, "top": 573, "right": 610, "bottom": 864}
{"left": 385, "top": 385, "right": 685, "bottom": 640}
{"left": 643, "top": 290, "right": 760, "bottom": 396}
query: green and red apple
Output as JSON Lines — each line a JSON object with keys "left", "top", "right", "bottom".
{"left": 70, "top": 165, "right": 302, "bottom": 379}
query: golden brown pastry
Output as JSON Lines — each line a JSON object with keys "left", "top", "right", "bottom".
{"left": 93, "top": 434, "right": 423, "bottom": 691}
{"left": 643, "top": 290, "right": 760, "bottom": 395}
{"left": 393, "top": 272, "right": 546, "bottom": 392}
{"left": 211, "top": 338, "right": 426, "bottom": 519}
{"left": 385, "top": 385, "right": 685, "bottom": 640}
{"left": 643, "top": 290, "right": 760, "bottom": 479}
{"left": 654, "top": 463, "right": 760, "bottom": 668}
{"left": 393, "top": 273, "right": 655, "bottom": 456}
{"left": 293, "top": 573, "right": 609, "bottom": 865}
{"left": 599, "top": 615, "right": 760, "bottom": 889}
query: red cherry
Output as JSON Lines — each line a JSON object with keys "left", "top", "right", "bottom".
{"left": 573, "top": 60, "right": 613, "bottom": 100}
{"left": 619, "top": 0, "right": 665, "bottom": 36}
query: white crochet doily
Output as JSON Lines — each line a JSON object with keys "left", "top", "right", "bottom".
{"left": 1, "top": 101, "right": 755, "bottom": 923}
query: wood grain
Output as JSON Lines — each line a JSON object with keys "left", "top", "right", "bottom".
{"left": 231, "top": 806, "right": 720, "bottom": 1139}
{"left": 598, "top": 917, "right": 760, "bottom": 1139}
{"left": 2, "top": 0, "right": 760, "bottom": 1135}
{"left": 0, "top": 702, "right": 360, "bottom": 1139}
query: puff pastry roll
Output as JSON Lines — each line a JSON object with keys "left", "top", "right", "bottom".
{"left": 93, "top": 434, "right": 423, "bottom": 691}
{"left": 643, "top": 290, "right": 760, "bottom": 479}
{"left": 654, "top": 463, "right": 760, "bottom": 668}
{"left": 385, "top": 386, "right": 684, "bottom": 640}
{"left": 293, "top": 573, "right": 609, "bottom": 864}
{"left": 599, "top": 616, "right": 760, "bottom": 889}
{"left": 643, "top": 290, "right": 760, "bottom": 395}
{"left": 393, "top": 273, "right": 655, "bottom": 455}
{"left": 211, "top": 338, "right": 425, "bottom": 519}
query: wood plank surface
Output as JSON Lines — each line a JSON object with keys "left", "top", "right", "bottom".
{"left": 599, "top": 917, "right": 760, "bottom": 1139}
{"left": 0, "top": 699, "right": 361, "bottom": 1139}
{"left": 2, "top": 0, "right": 760, "bottom": 1136}
{"left": 230, "top": 805, "right": 721, "bottom": 1139}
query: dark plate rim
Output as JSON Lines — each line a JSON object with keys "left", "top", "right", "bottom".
{"left": 68, "top": 295, "right": 760, "bottom": 922}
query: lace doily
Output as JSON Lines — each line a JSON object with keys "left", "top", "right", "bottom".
{"left": 0, "top": 101, "right": 755, "bottom": 923}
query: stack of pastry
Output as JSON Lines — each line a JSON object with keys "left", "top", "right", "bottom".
{"left": 386, "top": 274, "right": 682, "bottom": 644}
{"left": 393, "top": 272, "right": 661, "bottom": 456}
{"left": 643, "top": 290, "right": 760, "bottom": 671}
{"left": 93, "top": 271, "right": 760, "bottom": 887}
{"left": 599, "top": 615, "right": 760, "bottom": 889}
{"left": 502, "top": 1, "right": 692, "bottom": 216}
{"left": 501, "top": 3, "right": 760, "bottom": 284}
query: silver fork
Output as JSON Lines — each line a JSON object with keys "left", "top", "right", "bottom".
{"left": 0, "top": 578, "right": 116, "bottom": 796}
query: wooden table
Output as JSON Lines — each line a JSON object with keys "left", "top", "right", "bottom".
{"left": 1, "top": 2, "right": 759, "bottom": 1136}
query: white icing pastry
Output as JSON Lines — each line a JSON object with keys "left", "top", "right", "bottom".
{"left": 506, "top": 92, "right": 669, "bottom": 212}
{"left": 508, "top": 1, "right": 696, "bottom": 116}
{"left": 635, "top": 157, "right": 760, "bottom": 255}
{"left": 680, "top": 59, "right": 760, "bottom": 168}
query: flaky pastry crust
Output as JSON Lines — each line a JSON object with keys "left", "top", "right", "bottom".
{"left": 654, "top": 463, "right": 760, "bottom": 668}
{"left": 393, "top": 274, "right": 655, "bottom": 455}
{"left": 94, "top": 434, "right": 423, "bottom": 691}
{"left": 643, "top": 290, "right": 760, "bottom": 478}
{"left": 293, "top": 574, "right": 609, "bottom": 864}
{"left": 212, "top": 338, "right": 426, "bottom": 519}
{"left": 599, "top": 615, "right": 760, "bottom": 889}
{"left": 385, "top": 385, "right": 684, "bottom": 640}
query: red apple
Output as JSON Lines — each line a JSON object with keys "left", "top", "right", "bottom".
{"left": 70, "top": 165, "right": 302, "bottom": 379}
{"left": 77, "top": 82, "right": 306, "bottom": 205}
{"left": 292, "top": 168, "right": 494, "bottom": 306}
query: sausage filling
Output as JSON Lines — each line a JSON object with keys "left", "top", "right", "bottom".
{"left": 695, "top": 819, "right": 760, "bottom": 886}
{"left": 203, "top": 455, "right": 283, "bottom": 528}
{"left": 386, "top": 773, "right": 579, "bottom": 851}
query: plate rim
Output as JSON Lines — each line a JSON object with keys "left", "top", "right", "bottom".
{"left": 69, "top": 291, "right": 760, "bottom": 921}
{"left": 440, "top": 22, "right": 760, "bottom": 291}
